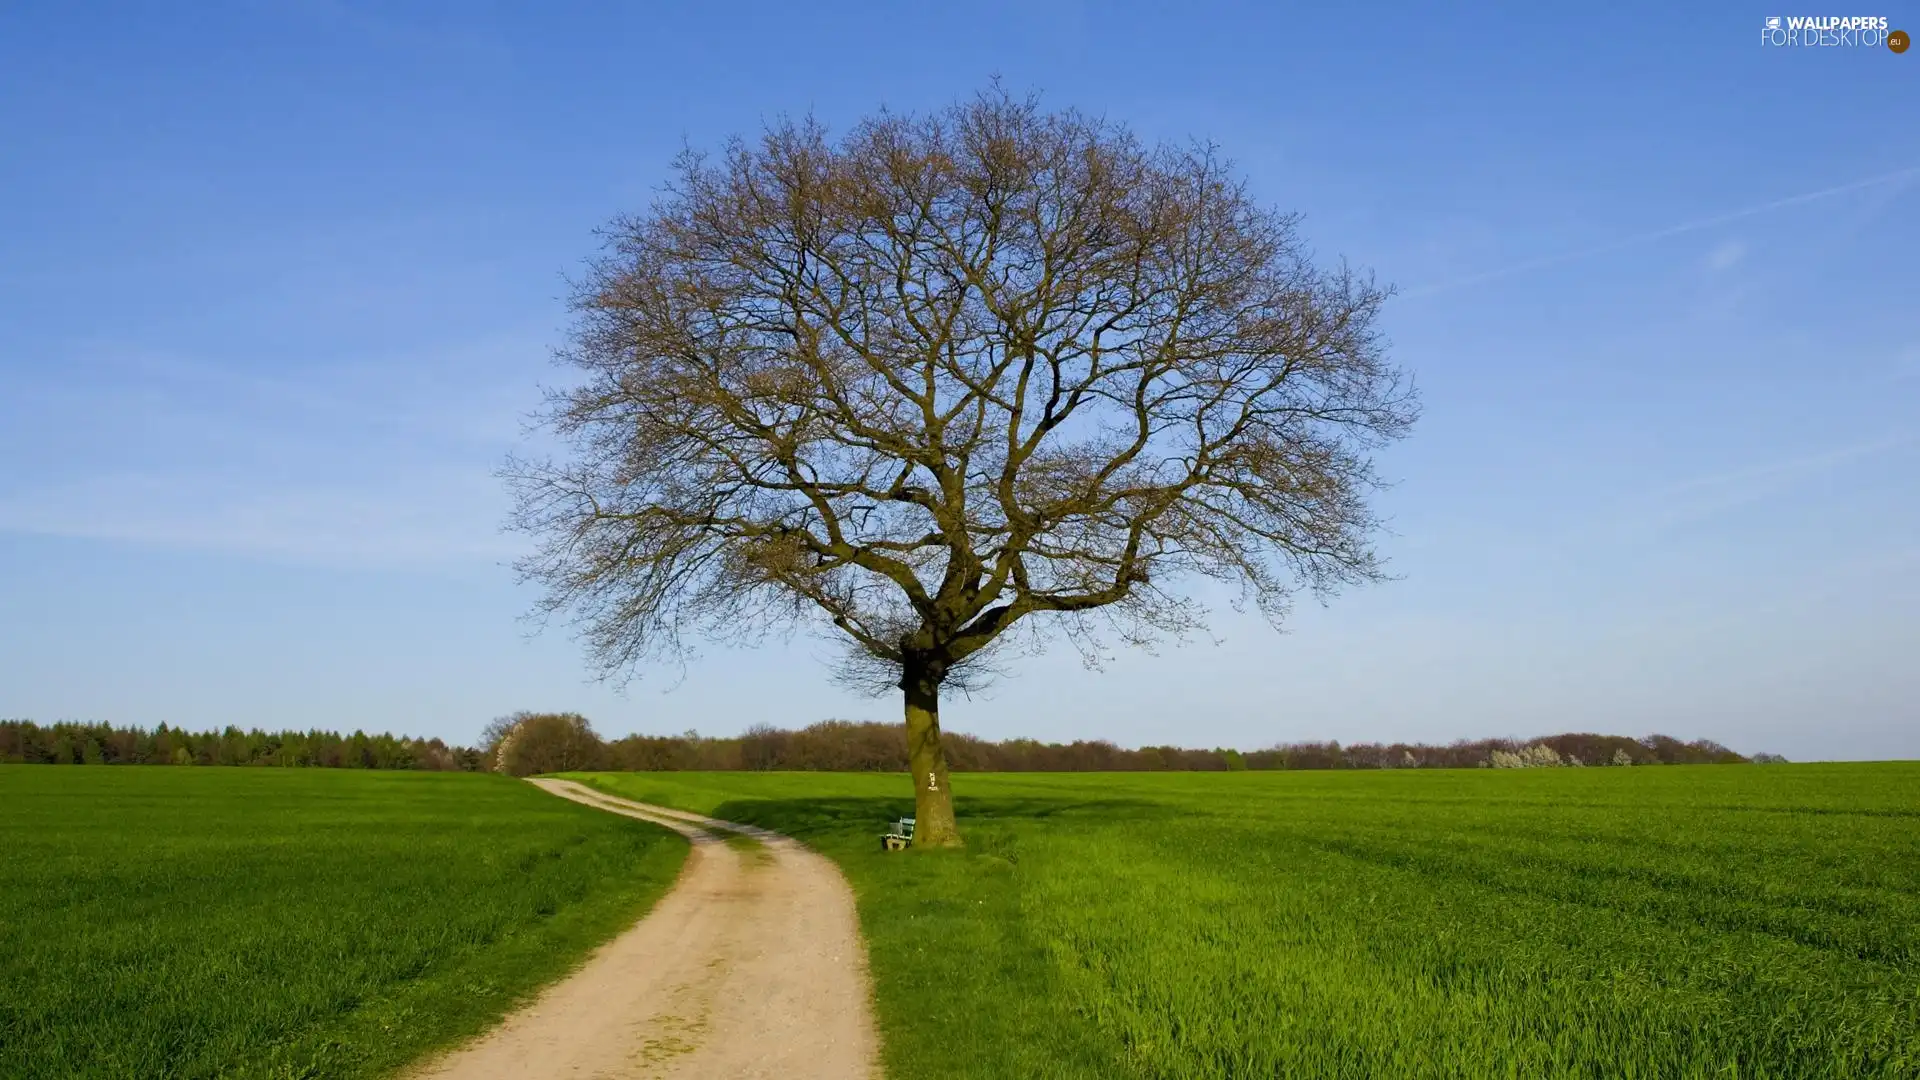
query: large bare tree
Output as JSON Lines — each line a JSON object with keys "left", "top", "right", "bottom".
{"left": 506, "top": 90, "right": 1416, "bottom": 846}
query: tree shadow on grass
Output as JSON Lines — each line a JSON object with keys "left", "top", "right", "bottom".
{"left": 697, "top": 794, "right": 1139, "bottom": 1080}
{"left": 706, "top": 794, "right": 1175, "bottom": 845}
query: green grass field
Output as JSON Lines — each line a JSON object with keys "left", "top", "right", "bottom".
{"left": 0, "top": 766, "right": 687, "bottom": 1080}
{"left": 569, "top": 765, "right": 1920, "bottom": 1080}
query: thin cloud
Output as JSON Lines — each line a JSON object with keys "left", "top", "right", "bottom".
{"left": 1628, "top": 434, "right": 1916, "bottom": 534}
{"left": 0, "top": 340, "right": 544, "bottom": 569}
{"left": 1704, "top": 240, "right": 1747, "bottom": 272}
{"left": 70, "top": 341, "right": 539, "bottom": 447}
{"left": 1891, "top": 344, "right": 1920, "bottom": 383}
{"left": 1653, "top": 435, "right": 1910, "bottom": 497}
{"left": 0, "top": 471, "right": 523, "bottom": 570}
{"left": 1404, "top": 164, "right": 1920, "bottom": 297}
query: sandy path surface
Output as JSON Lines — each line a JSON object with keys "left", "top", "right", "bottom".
{"left": 408, "top": 778, "right": 880, "bottom": 1080}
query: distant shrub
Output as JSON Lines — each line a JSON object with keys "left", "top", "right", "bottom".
{"left": 1613, "top": 748, "right": 1634, "bottom": 766}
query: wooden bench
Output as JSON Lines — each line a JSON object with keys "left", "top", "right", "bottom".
{"left": 880, "top": 816, "right": 915, "bottom": 851}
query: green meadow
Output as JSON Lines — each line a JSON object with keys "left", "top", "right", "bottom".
{"left": 570, "top": 764, "right": 1920, "bottom": 1080}
{"left": 0, "top": 766, "right": 687, "bottom": 1080}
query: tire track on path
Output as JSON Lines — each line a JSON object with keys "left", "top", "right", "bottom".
{"left": 407, "top": 778, "right": 880, "bottom": 1080}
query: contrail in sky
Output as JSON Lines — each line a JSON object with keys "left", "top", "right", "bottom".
{"left": 1402, "top": 163, "right": 1920, "bottom": 298}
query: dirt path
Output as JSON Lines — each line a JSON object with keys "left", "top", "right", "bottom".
{"left": 408, "top": 778, "right": 880, "bottom": 1080}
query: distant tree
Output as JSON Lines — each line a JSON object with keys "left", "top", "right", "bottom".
{"left": 740, "top": 723, "right": 789, "bottom": 770}
{"left": 1490, "top": 744, "right": 1565, "bottom": 768}
{"left": 504, "top": 88, "right": 1415, "bottom": 845}
{"left": 479, "top": 713, "right": 523, "bottom": 770}
{"left": 1637, "top": 734, "right": 1747, "bottom": 765}
{"left": 492, "top": 712, "right": 607, "bottom": 777}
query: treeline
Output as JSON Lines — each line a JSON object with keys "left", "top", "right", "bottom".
{"left": 0, "top": 720, "right": 482, "bottom": 770}
{"left": 4, "top": 716, "right": 1760, "bottom": 774}
{"left": 1247, "top": 732, "right": 1753, "bottom": 770}
{"left": 495, "top": 716, "right": 1758, "bottom": 775}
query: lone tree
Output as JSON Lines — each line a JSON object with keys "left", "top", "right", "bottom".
{"left": 506, "top": 89, "right": 1416, "bottom": 846}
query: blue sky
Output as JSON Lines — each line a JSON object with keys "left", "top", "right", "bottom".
{"left": 2, "top": 2, "right": 1914, "bottom": 760}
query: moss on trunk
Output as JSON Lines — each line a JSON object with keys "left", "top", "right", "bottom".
{"left": 902, "top": 669, "right": 961, "bottom": 847}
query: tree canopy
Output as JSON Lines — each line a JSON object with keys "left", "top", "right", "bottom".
{"left": 506, "top": 88, "right": 1418, "bottom": 843}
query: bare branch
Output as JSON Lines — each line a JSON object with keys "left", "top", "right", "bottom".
{"left": 505, "top": 86, "right": 1417, "bottom": 697}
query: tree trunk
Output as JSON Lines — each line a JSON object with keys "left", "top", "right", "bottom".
{"left": 902, "top": 666, "right": 962, "bottom": 847}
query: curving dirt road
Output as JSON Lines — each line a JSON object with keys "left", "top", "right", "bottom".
{"left": 408, "top": 778, "right": 881, "bottom": 1080}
